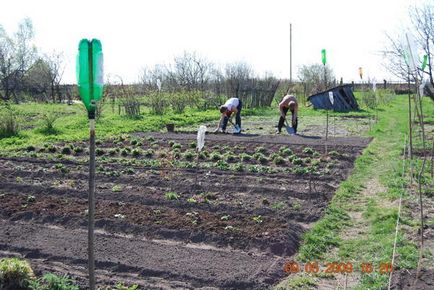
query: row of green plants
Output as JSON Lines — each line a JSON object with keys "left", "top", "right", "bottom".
{"left": 0, "top": 258, "right": 138, "bottom": 290}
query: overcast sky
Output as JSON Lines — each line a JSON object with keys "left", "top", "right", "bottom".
{"left": 0, "top": 0, "right": 423, "bottom": 84}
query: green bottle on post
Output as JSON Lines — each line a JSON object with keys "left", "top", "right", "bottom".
{"left": 77, "top": 39, "right": 104, "bottom": 119}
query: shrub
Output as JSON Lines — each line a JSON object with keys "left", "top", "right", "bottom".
{"left": 0, "top": 258, "right": 35, "bottom": 289}
{"left": 0, "top": 107, "right": 20, "bottom": 138}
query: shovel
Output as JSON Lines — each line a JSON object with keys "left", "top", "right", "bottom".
{"left": 284, "top": 120, "right": 295, "bottom": 135}
{"left": 228, "top": 119, "right": 241, "bottom": 134}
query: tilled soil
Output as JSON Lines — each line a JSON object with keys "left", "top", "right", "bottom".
{"left": 0, "top": 133, "right": 370, "bottom": 289}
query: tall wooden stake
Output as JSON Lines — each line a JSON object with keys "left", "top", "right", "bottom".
{"left": 408, "top": 68, "right": 413, "bottom": 184}
{"left": 88, "top": 43, "right": 96, "bottom": 290}
{"left": 88, "top": 118, "right": 96, "bottom": 290}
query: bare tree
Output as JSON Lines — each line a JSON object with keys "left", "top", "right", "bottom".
{"left": 43, "top": 51, "right": 65, "bottom": 102}
{"left": 298, "top": 64, "right": 335, "bottom": 96}
{"left": 0, "top": 18, "right": 36, "bottom": 102}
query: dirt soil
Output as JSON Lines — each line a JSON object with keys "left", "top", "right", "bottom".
{"left": 0, "top": 133, "right": 370, "bottom": 289}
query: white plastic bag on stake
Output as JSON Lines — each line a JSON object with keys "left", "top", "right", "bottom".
{"left": 328, "top": 91, "right": 334, "bottom": 106}
{"left": 372, "top": 78, "right": 377, "bottom": 93}
{"left": 405, "top": 32, "right": 418, "bottom": 72}
{"left": 197, "top": 125, "right": 206, "bottom": 151}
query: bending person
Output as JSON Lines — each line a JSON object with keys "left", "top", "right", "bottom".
{"left": 215, "top": 97, "right": 242, "bottom": 133}
{"left": 277, "top": 94, "right": 298, "bottom": 134}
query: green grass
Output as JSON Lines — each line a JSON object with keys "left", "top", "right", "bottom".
{"left": 280, "top": 95, "right": 429, "bottom": 289}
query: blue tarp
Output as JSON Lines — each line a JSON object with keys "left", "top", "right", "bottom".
{"left": 308, "top": 85, "right": 359, "bottom": 112}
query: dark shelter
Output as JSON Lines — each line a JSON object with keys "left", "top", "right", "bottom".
{"left": 308, "top": 84, "right": 359, "bottom": 112}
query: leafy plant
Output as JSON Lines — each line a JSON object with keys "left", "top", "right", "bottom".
{"left": 271, "top": 202, "right": 286, "bottom": 210}
{"left": 292, "top": 157, "right": 303, "bottom": 165}
{"left": 31, "top": 272, "right": 79, "bottom": 290}
{"left": 189, "top": 141, "right": 197, "bottom": 149}
{"left": 255, "top": 146, "right": 267, "bottom": 154}
{"left": 210, "top": 152, "right": 221, "bottom": 161}
{"left": 40, "top": 112, "right": 60, "bottom": 135}
{"left": 165, "top": 191, "right": 179, "bottom": 200}
{"left": 183, "top": 150, "right": 195, "bottom": 161}
{"left": 187, "top": 197, "right": 197, "bottom": 203}
{"left": 26, "top": 145, "right": 36, "bottom": 152}
{"left": 328, "top": 150, "right": 339, "bottom": 157}
{"left": 131, "top": 148, "right": 142, "bottom": 157}
{"left": 144, "top": 149, "right": 154, "bottom": 158}
{"left": 224, "top": 153, "right": 236, "bottom": 162}
{"left": 96, "top": 148, "right": 105, "bottom": 156}
{"left": 171, "top": 142, "right": 182, "bottom": 149}
{"left": 279, "top": 146, "right": 292, "bottom": 156}
{"left": 273, "top": 155, "right": 285, "bottom": 165}
{"left": 232, "top": 162, "right": 244, "bottom": 172}
{"left": 303, "top": 147, "right": 315, "bottom": 155}
{"left": 0, "top": 258, "right": 35, "bottom": 289}
{"left": 215, "top": 160, "right": 229, "bottom": 170}
{"left": 240, "top": 153, "right": 252, "bottom": 161}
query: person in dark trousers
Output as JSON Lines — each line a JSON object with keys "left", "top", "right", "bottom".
{"left": 214, "top": 97, "right": 242, "bottom": 133}
{"left": 277, "top": 94, "right": 298, "bottom": 134}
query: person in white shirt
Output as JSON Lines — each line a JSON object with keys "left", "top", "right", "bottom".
{"left": 215, "top": 97, "right": 242, "bottom": 133}
{"left": 277, "top": 94, "right": 298, "bottom": 134}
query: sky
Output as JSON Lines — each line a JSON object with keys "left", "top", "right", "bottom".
{"left": 0, "top": 0, "right": 422, "bottom": 84}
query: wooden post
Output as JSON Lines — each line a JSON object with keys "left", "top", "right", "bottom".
{"left": 88, "top": 118, "right": 96, "bottom": 290}
{"left": 87, "top": 43, "right": 96, "bottom": 290}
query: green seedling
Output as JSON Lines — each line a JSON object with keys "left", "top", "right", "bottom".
{"left": 252, "top": 215, "right": 263, "bottom": 223}
{"left": 221, "top": 215, "right": 231, "bottom": 221}
{"left": 165, "top": 192, "right": 179, "bottom": 200}
{"left": 112, "top": 185, "right": 123, "bottom": 192}
{"left": 187, "top": 197, "right": 197, "bottom": 203}
{"left": 271, "top": 202, "right": 286, "bottom": 210}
